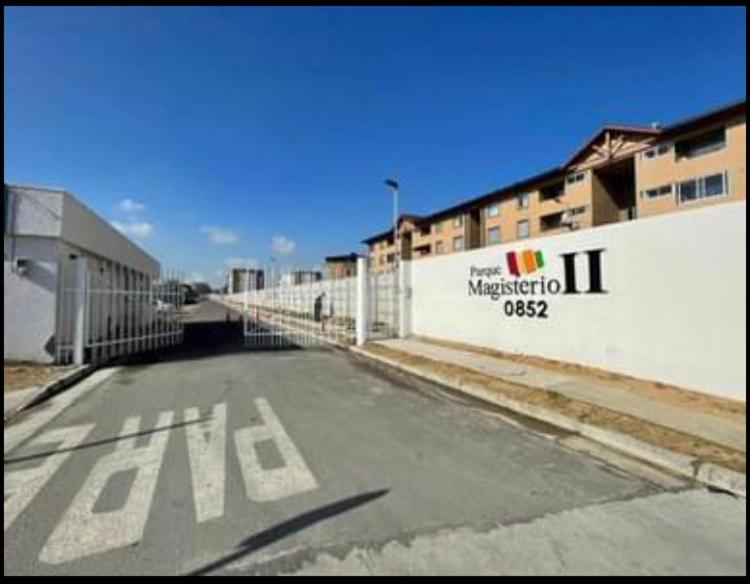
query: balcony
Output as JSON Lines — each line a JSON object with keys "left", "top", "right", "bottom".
{"left": 540, "top": 211, "right": 565, "bottom": 233}
{"left": 413, "top": 243, "right": 432, "bottom": 258}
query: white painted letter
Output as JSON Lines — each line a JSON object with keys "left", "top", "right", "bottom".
{"left": 4, "top": 424, "right": 96, "bottom": 531}
{"left": 235, "top": 398, "right": 317, "bottom": 502}
{"left": 39, "top": 411, "right": 174, "bottom": 565}
{"left": 184, "top": 403, "right": 227, "bottom": 523}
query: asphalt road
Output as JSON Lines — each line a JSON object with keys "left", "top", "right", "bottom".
{"left": 4, "top": 301, "right": 746, "bottom": 575}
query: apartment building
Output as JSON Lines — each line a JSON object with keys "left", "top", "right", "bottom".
{"left": 362, "top": 99, "right": 746, "bottom": 264}
{"left": 363, "top": 214, "right": 422, "bottom": 274}
{"left": 325, "top": 253, "right": 360, "bottom": 279}
{"left": 228, "top": 267, "right": 264, "bottom": 294}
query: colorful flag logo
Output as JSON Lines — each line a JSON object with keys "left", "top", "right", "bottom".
{"left": 506, "top": 250, "right": 545, "bottom": 277}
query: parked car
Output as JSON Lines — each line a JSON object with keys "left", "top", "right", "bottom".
{"left": 181, "top": 284, "right": 199, "bottom": 305}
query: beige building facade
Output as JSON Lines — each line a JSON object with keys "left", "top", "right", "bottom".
{"left": 325, "top": 253, "right": 359, "bottom": 279}
{"left": 363, "top": 100, "right": 746, "bottom": 263}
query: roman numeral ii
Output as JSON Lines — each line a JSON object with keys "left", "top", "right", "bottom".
{"left": 560, "top": 248, "right": 607, "bottom": 294}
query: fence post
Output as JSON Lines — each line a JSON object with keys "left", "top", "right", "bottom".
{"left": 398, "top": 259, "right": 411, "bottom": 338}
{"left": 356, "top": 256, "right": 369, "bottom": 346}
{"left": 72, "top": 256, "right": 88, "bottom": 365}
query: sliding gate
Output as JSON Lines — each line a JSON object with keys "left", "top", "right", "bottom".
{"left": 55, "top": 257, "right": 185, "bottom": 365}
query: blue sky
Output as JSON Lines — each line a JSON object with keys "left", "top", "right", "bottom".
{"left": 5, "top": 6, "right": 746, "bottom": 285}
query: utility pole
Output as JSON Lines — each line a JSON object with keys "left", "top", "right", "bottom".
{"left": 384, "top": 179, "right": 400, "bottom": 335}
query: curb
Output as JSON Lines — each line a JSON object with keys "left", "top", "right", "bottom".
{"left": 350, "top": 345, "right": 746, "bottom": 498}
{"left": 3, "top": 365, "right": 97, "bottom": 424}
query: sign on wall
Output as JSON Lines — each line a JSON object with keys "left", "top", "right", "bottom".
{"left": 468, "top": 247, "right": 608, "bottom": 319}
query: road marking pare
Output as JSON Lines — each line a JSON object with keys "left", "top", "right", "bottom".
{"left": 4, "top": 424, "right": 96, "bottom": 531}
{"left": 8, "top": 398, "right": 318, "bottom": 565}
{"left": 185, "top": 403, "right": 227, "bottom": 523}
{"left": 236, "top": 398, "right": 318, "bottom": 502}
{"left": 39, "top": 411, "right": 174, "bottom": 565}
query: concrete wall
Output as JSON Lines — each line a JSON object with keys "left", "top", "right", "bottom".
{"left": 3, "top": 237, "right": 62, "bottom": 362}
{"left": 407, "top": 201, "right": 746, "bottom": 400}
{"left": 5, "top": 185, "right": 159, "bottom": 278}
{"left": 60, "top": 192, "right": 159, "bottom": 277}
{"left": 4, "top": 184, "right": 162, "bottom": 363}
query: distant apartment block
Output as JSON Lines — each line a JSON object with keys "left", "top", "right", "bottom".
{"left": 325, "top": 253, "right": 360, "bottom": 279}
{"left": 280, "top": 270, "right": 323, "bottom": 286}
{"left": 228, "top": 267, "right": 265, "bottom": 294}
{"left": 363, "top": 100, "right": 746, "bottom": 272}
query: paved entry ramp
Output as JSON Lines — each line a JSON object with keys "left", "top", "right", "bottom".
{"left": 4, "top": 300, "right": 745, "bottom": 575}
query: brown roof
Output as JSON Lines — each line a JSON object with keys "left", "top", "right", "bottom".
{"left": 562, "top": 124, "right": 663, "bottom": 168}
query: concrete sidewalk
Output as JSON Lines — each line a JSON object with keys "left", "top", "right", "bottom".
{"left": 3, "top": 365, "right": 92, "bottom": 423}
{"left": 4, "top": 385, "right": 43, "bottom": 418}
{"left": 354, "top": 337, "right": 746, "bottom": 496}
{"left": 375, "top": 338, "right": 746, "bottom": 453}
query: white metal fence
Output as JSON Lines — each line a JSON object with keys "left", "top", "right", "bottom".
{"left": 55, "top": 257, "right": 184, "bottom": 364}
{"left": 368, "top": 263, "right": 399, "bottom": 340}
{"left": 239, "top": 267, "right": 356, "bottom": 348}
{"left": 223, "top": 260, "right": 400, "bottom": 349}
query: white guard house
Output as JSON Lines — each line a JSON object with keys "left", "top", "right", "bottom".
{"left": 3, "top": 184, "right": 176, "bottom": 364}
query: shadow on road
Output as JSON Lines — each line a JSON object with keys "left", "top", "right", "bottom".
{"left": 3, "top": 416, "right": 211, "bottom": 466}
{"left": 186, "top": 488, "right": 389, "bottom": 576}
{"left": 116, "top": 300, "right": 311, "bottom": 367}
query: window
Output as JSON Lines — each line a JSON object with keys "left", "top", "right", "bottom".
{"left": 642, "top": 144, "right": 671, "bottom": 160}
{"left": 675, "top": 128, "right": 726, "bottom": 159}
{"left": 642, "top": 184, "right": 673, "bottom": 200}
{"left": 453, "top": 235, "right": 464, "bottom": 251}
{"left": 487, "top": 227, "right": 500, "bottom": 245}
{"left": 517, "top": 220, "right": 530, "bottom": 239}
{"left": 678, "top": 172, "right": 728, "bottom": 204}
{"left": 435, "top": 241, "right": 444, "bottom": 254}
{"left": 434, "top": 222, "right": 443, "bottom": 234}
{"left": 387, "top": 253, "right": 395, "bottom": 263}
{"left": 486, "top": 203, "right": 500, "bottom": 218}
{"left": 566, "top": 172, "right": 585, "bottom": 185}
{"left": 453, "top": 215, "right": 464, "bottom": 228}
{"left": 540, "top": 182, "right": 564, "bottom": 201}
{"left": 704, "top": 173, "right": 726, "bottom": 197}
{"left": 540, "top": 213, "right": 563, "bottom": 231}
{"left": 679, "top": 179, "right": 698, "bottom": 203}
{"left": 517, "top": 192, "right": 530, "bottom": 209}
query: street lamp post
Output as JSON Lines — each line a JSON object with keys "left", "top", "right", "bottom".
{"left": 384, "top": 179, "right": 400, "bottom": 334}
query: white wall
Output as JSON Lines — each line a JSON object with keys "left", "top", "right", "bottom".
{"left": 61, "top": 192, "right": 159, "bottom": 277}
{"left": 408, "top": 202, "right": 747, "bottom": 400}
{"left": 6, "top": 185, "right": 64, "bottom": 238}
{"left": 6, "top": 185, "right": 159, "bottom": 277}
{"left": 4, "top": 184, "right": 162, "bottom": 363}
{"left": 3, "top": 237, "right": 62, "bottom": 362}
